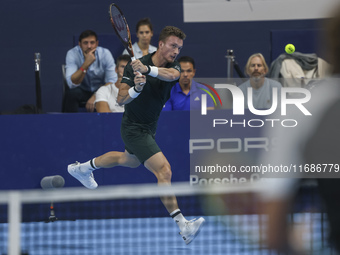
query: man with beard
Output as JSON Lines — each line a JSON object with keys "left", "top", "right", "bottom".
{"left": 238, "top": 53, "right": 281, "bottom": 109}
{"left": 64, "top": 30, "right": 117, "bottom": 112}
{"left": 163, "top": 56, "right": 214, "bottom": 111}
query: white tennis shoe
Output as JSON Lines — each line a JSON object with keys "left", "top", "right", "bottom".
{"left": 180, "top": 217, "right": 205, "bottom": 245}
{"left": 67, "top": 161, "right": 98, "bottom": 189}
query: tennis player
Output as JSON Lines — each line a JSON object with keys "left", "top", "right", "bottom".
{"left": 68, "top": 26, "right": 205, "bottom": 245}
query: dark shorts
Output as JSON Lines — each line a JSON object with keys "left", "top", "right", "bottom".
{"left": 120, "top": 116, "right": 161, "bottom": 164}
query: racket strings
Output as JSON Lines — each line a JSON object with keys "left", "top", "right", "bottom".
{"left": 110, "top": 6, "right": 129, "bottom": 43}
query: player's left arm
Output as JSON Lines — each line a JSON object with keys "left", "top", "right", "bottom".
{"left": 117, "top": 83, "right": 131, "bottom": 106}
{"left": 117, "top": 72, "right": 146, "bottom": 106}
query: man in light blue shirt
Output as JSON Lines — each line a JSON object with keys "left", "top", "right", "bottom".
{"left": 64, "top": 30, "right": 117, "bottom": 112}
{"left": 163, "top": 56, "right": 214, "bottom": 111}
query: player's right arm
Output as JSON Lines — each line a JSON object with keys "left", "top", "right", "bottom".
{"left": 131, "top": 59, "right": 180, "bottom": 82}
{"left": 154, "top": 67, "right": 180, "bottom": 82}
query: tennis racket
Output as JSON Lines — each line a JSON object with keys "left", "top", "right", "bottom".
{"left": 109, "top": 3, "right": 136, "bottom": 61}
{"left": 109, "top": 2, "right": 144, "bottom": 85}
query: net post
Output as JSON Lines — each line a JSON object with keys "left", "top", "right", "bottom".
{"left": 8, "top": 191, "right": 22, "bottom": 255}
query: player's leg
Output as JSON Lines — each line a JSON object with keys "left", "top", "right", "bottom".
{"left": 144, "top": 152, "right": 205, "bottom": 244}
{"left": 94, "top": 150, "right": 141, "bottom": 168}
{"left": 68, "top": 150, "right": 140, "bottom": 189}
{"left": 144, "top": 151, "right": 178, "bottom": 212}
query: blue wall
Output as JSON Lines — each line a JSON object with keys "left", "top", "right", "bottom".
{"left": 0, "top": 111, "right": 190, "bottom": 190}
{"left": 0, "top": 0, "right": 324, "bottom": 113}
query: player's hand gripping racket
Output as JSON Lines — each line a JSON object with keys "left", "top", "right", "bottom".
{"left": 109, "top": 3, "right": 145, "bottom": 86}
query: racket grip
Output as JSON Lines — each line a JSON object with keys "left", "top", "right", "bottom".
{"left": 132, "top": 56, "right": 141, "bottom": 74}
{"left": 130, "top": 56, "right": 141, "bottom": 74}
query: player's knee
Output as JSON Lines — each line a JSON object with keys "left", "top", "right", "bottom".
{"left": 158, "top": 163, "right": 172, "bottom": 182}
{"left": 129, "top": 160, "right": 141, "bottom": 168}
{"left": 119, "top": 152, "right": 140, "bottom": 168}
{"left": 123, "top": 158, "right": 140, "bottom": 168}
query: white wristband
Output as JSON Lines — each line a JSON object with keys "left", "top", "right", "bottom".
{"left": 149, "top": 66, "right": 158, "bottom": 77}
{"left": 128, "top": 86, "right": 141, "bottom": 98}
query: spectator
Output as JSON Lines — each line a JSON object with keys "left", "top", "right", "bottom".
{"left": 163, "top": 56, "right": 214, "bottom": 111}
{"left": 95, "top": 54, "right": 131, "bottom": 113}
{"left": 238, "top": 53, "right": 281, "bottom": 109}
{"left": 64, "top": 30, "right": 117, "bottom": 112}
{"left": 123, "top": 18, "right": 157, "bottom": 59}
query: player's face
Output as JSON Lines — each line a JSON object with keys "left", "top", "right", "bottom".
{"left": 248, "top": 56, "right": 266, "bottom": 78}
{"left": 159, "top": 36, "right": 183, "bottom": 63}
{"left": 137, "top": 25, "right": 153, "bottom": 45}
{"left": 116, "top": 60, "right": 128, "bottom": 78}
{"left": 79, "top": 36, "right": 98, "bottom": 54}
{"left": 179, "top": 62, "right": 196, "bottom": 86}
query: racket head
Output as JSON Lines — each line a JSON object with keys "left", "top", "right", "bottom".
{"left": 109, "top": 3, "right": 135, "bottom": 58}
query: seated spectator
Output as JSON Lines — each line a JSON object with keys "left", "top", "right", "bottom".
{"left": 95, "top": 55, "right": 131, "bottom": 113}
{"left": 238, "top": 53, "right": 281, "bottom": 109}
{"left": 163, "top": 56, "right": 214, "bottom": 111}
{"left": 122, "top": 18, "right": 157, "bottom": 59}
{"left": 64, "top": 30, "right": 117, "bottom": 112}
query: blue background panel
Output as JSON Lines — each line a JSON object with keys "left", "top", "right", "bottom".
{"left": 0, "top": 111, "right": 189, "bottom": 190}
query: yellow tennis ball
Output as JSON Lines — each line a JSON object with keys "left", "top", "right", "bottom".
{"left": 285, "top": 44, "right": 295, "bottom": 54}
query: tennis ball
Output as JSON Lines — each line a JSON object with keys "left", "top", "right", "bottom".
{"left": 285, "top": 44, "right": 295, "bottom": 54}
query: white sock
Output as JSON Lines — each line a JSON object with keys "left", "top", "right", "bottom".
{"left": 170, "top": 209, "right": 187, "bottom": 230}
{"left": 80, "top": 158, "right": 98, "bottom": 173}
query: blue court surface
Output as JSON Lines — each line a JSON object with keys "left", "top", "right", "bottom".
{"left": 0, "top": 213, "right": 331, "bottom": 255}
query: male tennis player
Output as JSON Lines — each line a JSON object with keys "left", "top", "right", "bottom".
{"left": 68, "top": 26, "right": 205, "bottom": 245}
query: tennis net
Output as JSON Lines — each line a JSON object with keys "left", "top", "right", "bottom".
{"left": 0, "top": 181, "right": 333, "bottom": 255}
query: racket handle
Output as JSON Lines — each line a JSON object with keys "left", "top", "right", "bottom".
{"left": 131, "top": 56, "right": 142, "bottom": 75}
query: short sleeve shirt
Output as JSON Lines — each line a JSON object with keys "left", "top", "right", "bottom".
{"left": 121, "top": 52, "right": 181, "bottom": 124}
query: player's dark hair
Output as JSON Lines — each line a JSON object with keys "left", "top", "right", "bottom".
{"left": 159, "top": 26, "right": 186, "bottom": 43}
{"left": 136, "top": 18, "right": 153, "bottom": 33}
{"left": 79, "top": 30, "right": 98, "bottom": 42}
{"left": 178, "top": 56, "right": 195, "bottom": 69}
{"left": 117, "top": 54, "right": 132, "bottom": 65}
